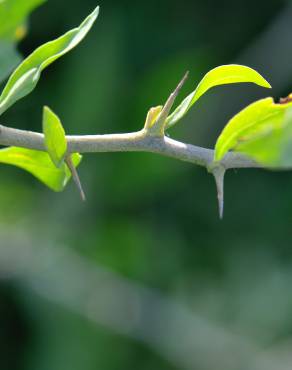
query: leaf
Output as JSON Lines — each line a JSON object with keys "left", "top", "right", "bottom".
{"left": 165, "top": 65, "right": 271, "bottom": 129}
{"left": 0, "top": 147, "right": 82, "bottom": 191}
{"left": 0, "top": 41, "right": 21, "bottom": 83}
{"left": 43, "top": 106, "right": 67, "bottom": 167}
{"left": 0, "top": 0, "right": 45, "bottom": 40}
{"left": 0, "top": 0, "right": 45, "bottom": 83}
{"left": 42, "top": 106, "right": 86, "bottom": 197}
{"left": 232, "top": 106, "right": 292, "bottom": 168}
{"left": 0, "top": 5, "right": 99, "bottom": 115}
{"left": 214, "top": 95, "right": 292, "bottom": 167}
{"left": 215, "top": 98, "right": 282, "bottom": 161}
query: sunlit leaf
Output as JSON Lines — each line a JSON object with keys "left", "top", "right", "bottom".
{"left": 214, "top": 95, "right": 292, "bottom": 167}
{"left": 0, "top": 147, "right": 82, "bottom": 191}
{"left": 232, "top": 106, "right": 292, "bottom": 168}
{"left": 165, "top": 65, "right": 271, "bottom": 129}
{"left": 43, "top": 106, "right": 67, "bottom": 167}
{"left": 0, "top": 5, "right": 99, "bottom": 115}
{"left": 215, "top": 98, "right": 282, "bottom": 161}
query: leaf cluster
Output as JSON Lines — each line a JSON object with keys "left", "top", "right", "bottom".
{"left": 0, "top": 4, "right": 99, "bottom": 196}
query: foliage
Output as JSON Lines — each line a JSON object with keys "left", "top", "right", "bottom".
{"left": 215, "top": 96, "right": 292, "bottom": 167}
{"left": 0, "top": 0, "right": 46, "bottom": 83}
{"left": 0, "top": 6, "right": 99, "bottom": 115}
{"left": 0, "top": 147, "right": 81, "bottom": 191}
{"left": 0, "top": 0, "right": 45, "bottom": 40}
{"left": 165, "top": 65, "right": 271, "bottom": 129}
{"left": 0, "top": 5, "right": 98, "bottom": 194}
{"left": 43, "top": 106, "right": 67, "bottom": 167}
{"left": 0, "top": 1, "right": 291, "bottom": 215}
{"left": 2, "top": 2, "right": 292, "bottom": 370}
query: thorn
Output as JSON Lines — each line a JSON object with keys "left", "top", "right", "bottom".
{"left": 162, "top": 71, "right": 189, "bottom": 117}
{"left": 148, "top": 71, "right": 189, "bottom": 136}
{"left": 172, "top": 71, "right": 189, "bottom": 99}
{"left": 65, "top": 155, "right": 86, "bottom": 201}
{"left": 212, "top": 166, "right": 225, "bottom": 219}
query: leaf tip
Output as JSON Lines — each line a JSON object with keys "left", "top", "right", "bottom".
{"left": 261, "top": 79, "right": 272, "bottom": 89}
{"left": 43, "top": 105, "right": 50, "bottom": 115}
{"left": 42, "top": 105, "right": 67, "bottom": 167}
{"left": 93, "top": 5, "right": 100, "bottom": 18}
{"left": 43, "top": 105, "right": 56, "bottom": 122}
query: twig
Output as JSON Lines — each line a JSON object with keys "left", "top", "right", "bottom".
{"left": 0, "top": 124, "right": 260, "bottom": 170}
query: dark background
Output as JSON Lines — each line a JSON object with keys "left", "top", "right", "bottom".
{"left": 1, "top": 1, "right": 292, "bottom": 369}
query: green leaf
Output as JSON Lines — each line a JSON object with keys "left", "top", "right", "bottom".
{"left": 0, "top": 147, "right": 82, "bottom": 191}
{"left": 214, "top": 95, "right": 292, "bottom": 167}
{"left": 165, "top": 65, "right": 271, "bottom": 129}
{"left": 0, "top": 0, "right": 45, "bottom": 40}
{"left": 43, "top": 106, "right": 67, "bottom": 167}
{"left": 0, "top": 41, "right": 21, "bottom": 83}
{"left": 231, "top": 106, "right": 292, "bottom": 168}
{"left": 0, "top": 0, "right": 46, "bottom": 83}
{"left": 0, "top": 5, "right": 99, "bottom": 115}
{"left": 215, "top": 98, "right": 282, "bottom": 161}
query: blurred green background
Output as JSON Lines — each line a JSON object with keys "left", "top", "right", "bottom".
{"left": 1, "top": 1, "right": 292, "bottom": 369}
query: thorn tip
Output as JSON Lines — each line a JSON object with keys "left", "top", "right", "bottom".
{"left": 65, "top": 155, "right": 86, "bottom": 202}
{"left": 173, "top": 71, "right": 189, "bottom": 98}
{"left": 212, "top": 166, "right": 225, "bottom": 219}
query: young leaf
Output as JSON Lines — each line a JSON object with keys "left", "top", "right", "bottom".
{"left": 43, "top": 106, "right": 67, "bottom": 167}
{"left": 0, "top": 5, "right": 99, "bottom": 115}
{"left": 0, "top": 147, "right": 81, "bottom": 191}
{"left": 230, "top": 104, "right": 292, "bottom": 168}
{"left": 214, "top": 97, "right": 292, "bottom": 163}
{"left": 165, "top": 65, "right": 271, "bottom": 129}
{"left": 43, "top": 106, "right": 85, "bottom": 199}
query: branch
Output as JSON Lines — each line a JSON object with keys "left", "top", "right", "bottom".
{"left": 0, "top": 124, "right": 260, "bottom": 170}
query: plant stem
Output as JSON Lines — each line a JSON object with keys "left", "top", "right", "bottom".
{"left": 0, "top": 125, "right": 260, "bottom": 170}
